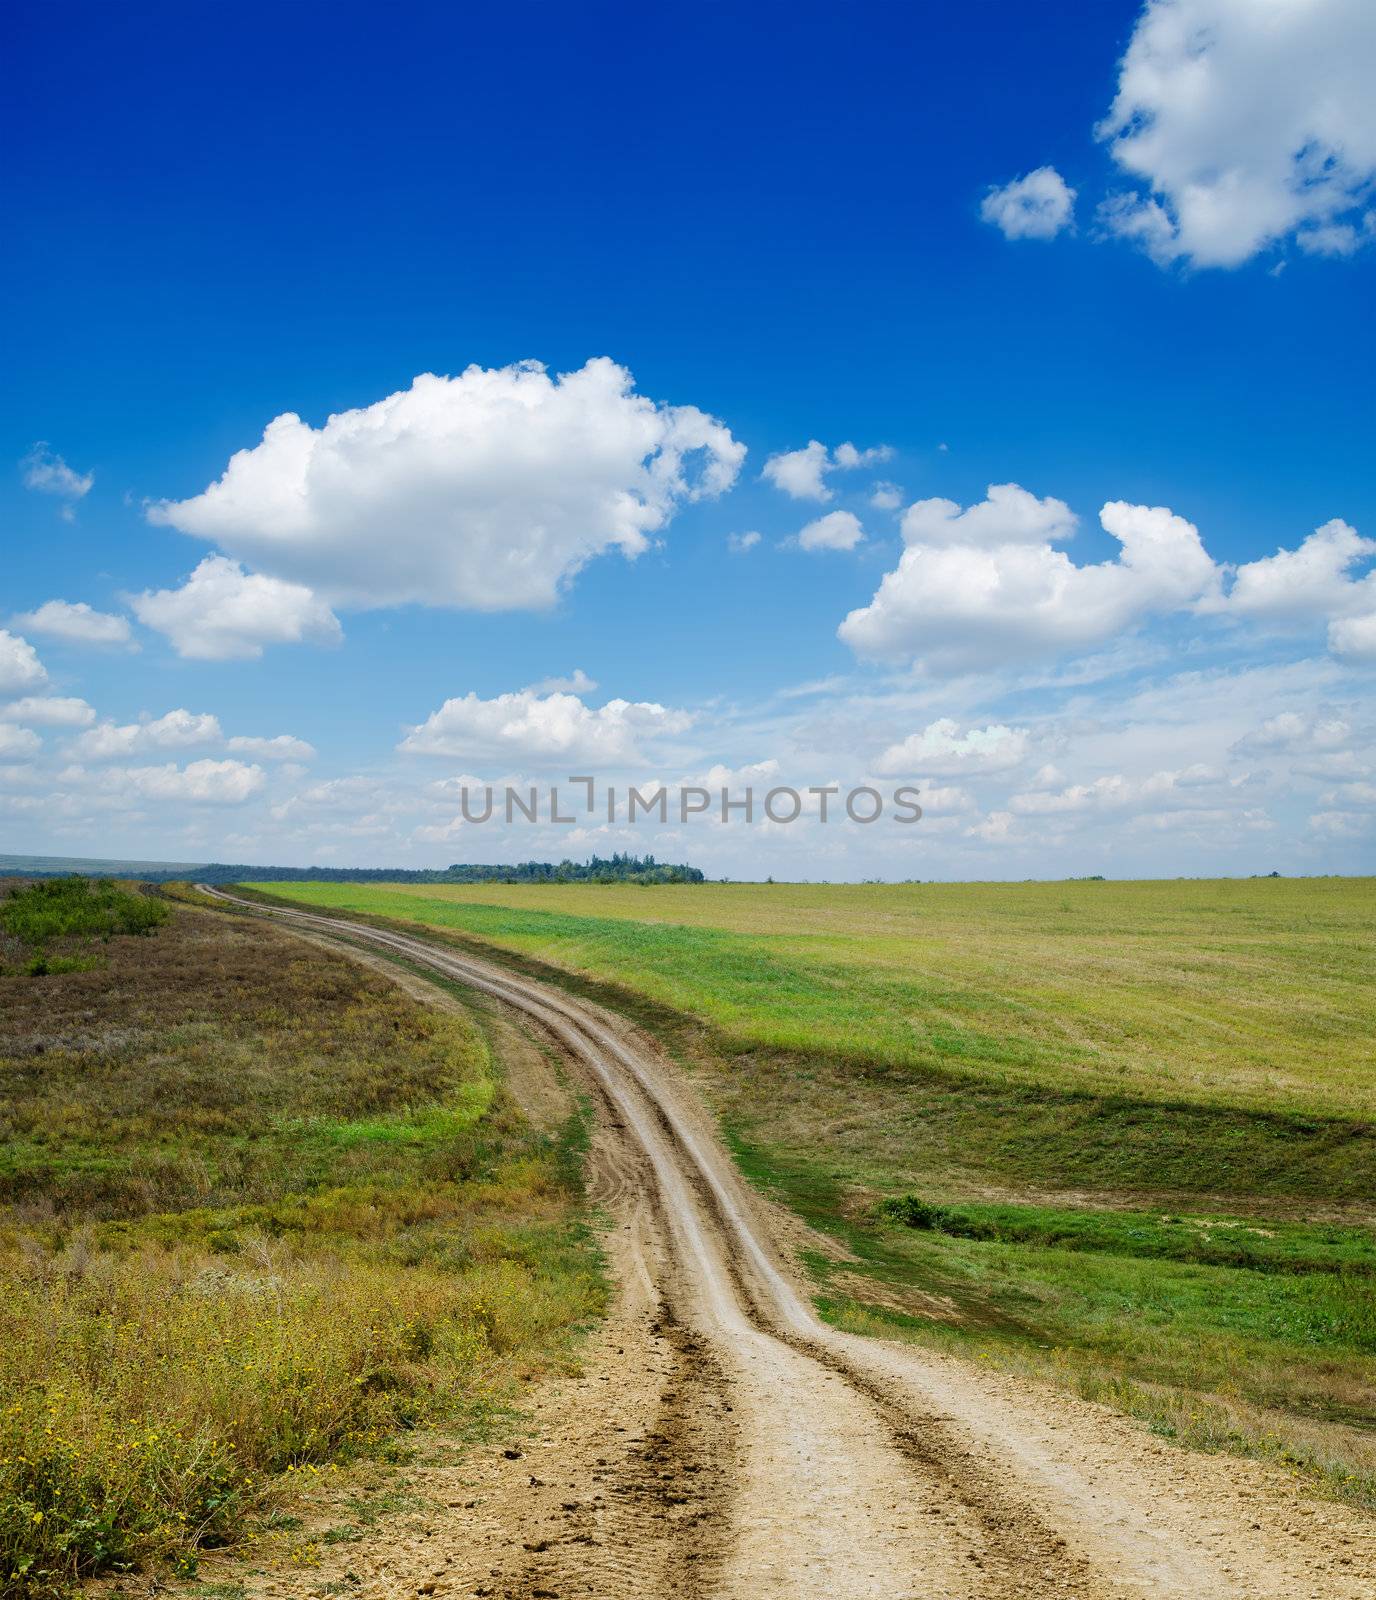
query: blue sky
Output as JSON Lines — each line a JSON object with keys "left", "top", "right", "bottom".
{"left": 3, "top": 0, "right": 1374, "bottom": 878}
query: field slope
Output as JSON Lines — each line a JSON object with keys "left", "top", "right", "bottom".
{"left": 257, "top": 876, "right": 1376, "bottom": 1506}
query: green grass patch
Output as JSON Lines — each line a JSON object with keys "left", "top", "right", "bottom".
{"left": 250, "top": 876, "right": 1376, "bottom": 1119}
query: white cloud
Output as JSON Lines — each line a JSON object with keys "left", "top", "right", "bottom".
{"left": 899, "top": 482, "right": 1077, "bottom": 547}
{"left": 762, "top": 439, "right": 892, "bottom": 502}
{"left": 1222, "top": 518, "right": 1374, "bottom": 622}
{"left": 15, "top": 599, "right": 133, "bottom": 648}
{"left": 226, "top": 733, "right": 317, "bottom": 762}
{"left": 965, "top": 810, "right": 1018, "bottom": 842}
{"left": 874, "top": 718, "right": 1031, "bottom": 776}
{"left": 0, "top": 725, "right": 42, "bottom": 758}
{"left": 1309, "top": 809, "right": 1374, "bottom": 840}
{"left": 1097, "top": 0, "right": 1376, "bottom": 267}
{"left": 148, "top": 358, "right": 744, "bottom": 611}
{"left": 79, "top": 759, "right": 267, "bottom": 805}
{"left": 1009, "top": 765, "right": 1239, "bottom": 817}
{"left": 399, "top": 688, "right": 695, "bottom": 766}
{"left": 1231, "top": 711, "right": 1352, "bottom": 755}
{"left": 1011, "top": 774, "right": 1136, "bottom": 815}
{"left": 870, "top": 482, "right": 903, "bottom": 511}
{"left": 1322, "top": 780, "right": 1376, "bottom": 807}
{"left": 132, "top": 556, "right": 343, "bottom": 660}
{"left": 839, "top": 487, "right": 1220, "bottom": 670}
{"left": 0, "top": 631, "right": 47, "bottom": 696}
{"left": 912, "top": 783, "right": 975, "bottom": 814}
{"left": 833, "top": 442, "right": 892, "bottom": 470}
{"left": 21, "top": 443, "right": 93, "bottom": 502}
{"left": 798, "top": 510, "right": 864, "bottom": 552}
{"left": 980, "top": 166, "right": 1077, "bottom": 240}
{"left": 524, "top": 669, "right": 599, "bottom": 696}
{"left": 1200, "top": 519, "right": 1376, "bottom": 661}
{"left": 728, "top": 530, "right": 762, "bottom": 554}
{"left": 72, "top": 709, "right": 224, "bottom": 760}
{"left": 1330, "top": 610, "right": 1376, "bottom": 662}
{"left": 0, "top": 696, "right": 95, "bottom": 727}
{"left": 682, "top": 758, "right": 785, "bottom": 793}
{"left": 272, "top": 776, "right": 393, "bottom": 819}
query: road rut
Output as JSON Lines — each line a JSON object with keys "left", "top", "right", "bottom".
{"left": 200, "top": 887, "right": 1376, "bottom": 1600}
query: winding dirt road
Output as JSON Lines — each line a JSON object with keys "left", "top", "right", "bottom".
{"left": 199, "top": 887, "right": 1376, "bottom": 1600}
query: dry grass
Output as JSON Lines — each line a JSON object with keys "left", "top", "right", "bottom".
{"left": 0, "top": 900, "right": 602, "bottom": 1597}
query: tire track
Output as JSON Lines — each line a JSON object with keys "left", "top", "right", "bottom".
{"left": 199, "top": 888, "right": 1376, "bottom": 1600}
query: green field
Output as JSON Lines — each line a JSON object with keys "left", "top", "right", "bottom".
{"left": 0, "top": 892, "right": 601, "bottom": 1594}
{"left": 257, "top": 876, "right": 1376, "bottom": 1506}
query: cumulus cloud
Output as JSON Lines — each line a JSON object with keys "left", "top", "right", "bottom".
{"left": 797, "top": 511, "right": 864, "bottom": 552}
{"left": 0, "top": 631, "right": 47, "bottom": 696}
{"left": 71, "top": 709, "right": 224, "bottom": 760}
{"left": 226, "top": 733, "right": 317, "bottom": 762}
{"left": 839, "top": 486, "right": 1220, "bottom": 670}
{"left": 966, "top": 810, "right": 1018, "bottom": 842}
{"left": 0, "top": 724, "right": 42, "bottom": 758}
{"left": 21, "top": 443, "right": 93, "bottom": 512}
{"left": 71, "top": 759, "right": 267, "bottom": 805}
{"left": 728, "top": 530, "right": 762, "bottom": 554}
{"left": 132, "top": 556, "right": 343, "bottom": 660}
{"left": 1222, "top": 519, "right": 1374, "bottom": 621}
{"left": 870, "top": 482, "right": 903, "bottom": 511}
{"left": 15, "top": 599, "right": 133, "bottom": 648}
{"left": 1330, "top": 611, "right": 1376, "bottom": 662}
{"left": 980, "top": 167, "right": 1077, "bottom": 240}
{"left": 1206, "top": 518, "right": 1376, "bottom": 660}
{"left": 900, "top": 482, "right": 1076, "bottom": 547}
{"left": 1097, "top": 0, "right": 1376, "bottom": 267}
{"left": 400, "top": 688, "right": 695, "bottom": 766}
{"left": 148, "top": 359, "right": 744, "bottom": 611}
{"left": 762, "top": 440, "right": 892, "bottom": 502}
{"left": 0, "top": 696, "right": 95, "bottom": 727}
{"left": 874, "top": 719, "right": 1031, "bottom": 776}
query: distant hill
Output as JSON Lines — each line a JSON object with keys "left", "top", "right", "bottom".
{"left": 0, "top": 852, "right": 207, "bottom": 877}
{"left": 0, "top": 852, "right": 706, "bottom": 886}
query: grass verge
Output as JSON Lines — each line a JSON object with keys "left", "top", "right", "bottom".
{"left": 0, "top": 892, "right": 603, "bottom": 1597}
{"left": 246, "top": 879, "right": 1376, "bottom": 1510}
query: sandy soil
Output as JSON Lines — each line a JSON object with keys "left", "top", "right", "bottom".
{"left": 186, "top": 889, "right": 1376, "bottom": 1600}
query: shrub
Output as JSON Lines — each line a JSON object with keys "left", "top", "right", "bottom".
{"left": 876, "top": 1195, "right": 992, "bottom": 1239}
{"left": 0, "top": 877, "right": 167, "bottom": 958}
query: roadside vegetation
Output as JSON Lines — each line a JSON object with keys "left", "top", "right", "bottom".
{"left": 256, "top": 876, "right": 1376, "bottom": 1507}
{"left": 0, "top": 875, "right": 167, "bottom": 975}
{"left": 0, "top": 885, "right": 601, "bottom": 1597}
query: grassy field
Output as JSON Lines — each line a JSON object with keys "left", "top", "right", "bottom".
{"left": 256, "top": 877, "right": 1376, "bottom": 1506}
{"left": 0, "top": 887, "right": 602, "bottom": 1596}
{"left": 256, "top": 877, "right": 1376, "bottom": 1117}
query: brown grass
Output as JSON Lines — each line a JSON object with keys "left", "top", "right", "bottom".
{"left": 0, "top": 899, "right": 602, "bottom": 1597}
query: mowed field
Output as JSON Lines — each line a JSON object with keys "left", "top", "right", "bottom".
{"left": 259, "top": 877, "right": 1374, "bottom": 1117}
{"left": 0, "top": 888, "right": 601, "bottom": 1595}
{"left": 259, "top": 876, "right": 1376, "bottom": 1506}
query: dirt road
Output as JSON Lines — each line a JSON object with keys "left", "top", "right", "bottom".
{"left": 199, "top": 888, "right": 1376, "bottom": 1600}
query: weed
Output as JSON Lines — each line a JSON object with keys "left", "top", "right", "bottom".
{"left": 0, "top": 901, "right": 603, "bottom": 1596}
